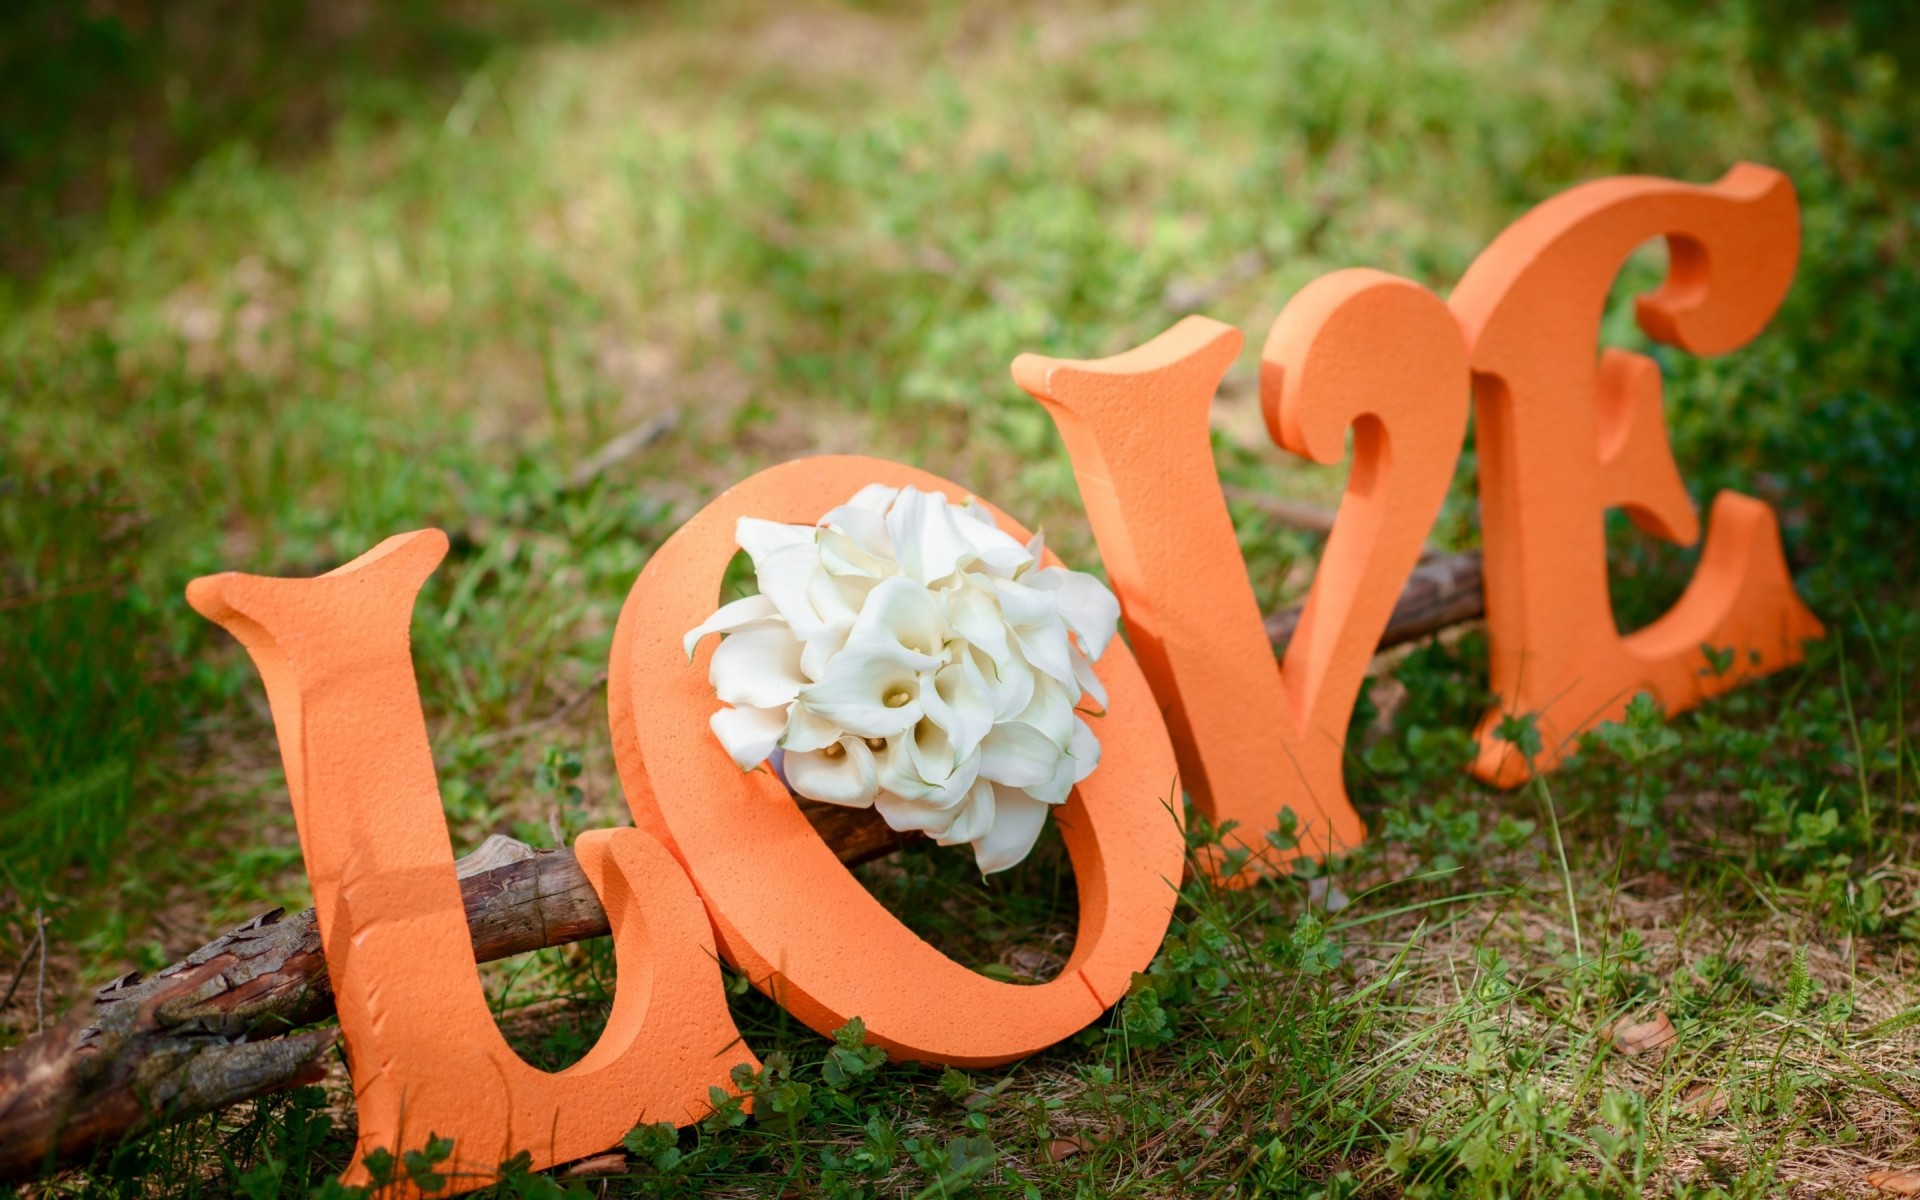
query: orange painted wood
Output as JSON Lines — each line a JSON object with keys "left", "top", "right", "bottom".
{"left": 188, "top": 532, "right": 756, "bottom": 1196}
{"left": 1450, "top": 163, "right": 1825, "bottom": 785}
{"left": 609, "top": 457, "right": 1185, "bottom": 1066}
{"left": 1011, "top": 269, "right": 1470, "bottom": 875}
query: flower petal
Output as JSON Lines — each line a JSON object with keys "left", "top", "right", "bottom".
{"left": 737, "top": 517, "right": 814, "bottom": 564}
{"left": 920, "top": 745, "right": 982, "bottom": 807}
{"left": 785, "top": 737, "right": 879, "bottom": 807}
{"left": 1070, "top": 643, "right": 1108, "bottom": 712}
{"left": 879, "top": 718, "right": 981, "bottom": 806}
{"left": 977, "top": 720, "right": 1063, "bottom": 788}
{"left": 798, "top": 643, "right": 933, "bottom": 737}
{"left": 886, "top": 486, "right": 973, "bottom": 585}
{"left": 1017, "top": 672, "right": 1077, "bottom": 749}
{"left": 971, "top": 785, "right": 1053, "bottom": 874}
{"left": 873, "top": 788, "right": 963, "bottom": 837}
{"left": 990, "top": 577, "right": 1057, "bottom": 629}
{"left": 755, "top": 542, "right": 827, "bottom": 639}
{"left": 1013, "top": 620, "right": 1078, "bottom": 689}
{"left": 780, "top": 701, "right": 843, "bottom": 753}
{"left": 800, "top": 619, "right": 853, "bottom": 683}
{"left": 934, "top": 776, "right": 997, "bottom": 846}
{"left": 846, "top": 483, "right": 900, "bottom": 514}
{"left": 849, "top": 575, "right": 947, "bottom": 659}
{"left": 684, "top": 592, "right": 781, "bottom": 659}
{"left": 821, "top": 503, "right": 894, "bottom": 560}
{"left": 710, "top": 626, "right": 807, "bottom": 708}
{"left": 951, "top": 503, "right": 1032, "bottom": 576}
{"left": 1069, "top": 714, "right": 1102, "bottom": 783}
{"left": 1027, "top": 755, "right": 1077, "bottom": 806}
{"left": 971, "top": 643, "right": 1036, "bottom": 722}
{"left": 819, "top": 527, "right": 893, "bottom": 579}
{"left": 1026, "top": 715, "right": 1098, "bottom": 805}
{"left": 710, "top": 703, "right": 788, "bottom": 771}
{"left": 945, "top": 580, "right": 1012, "bottom": 664}
{"left": 1032, "top": 566, "right": 1121, "bottom": 660}
{"left": 921, "top": 659, "right": 995, "bottom": 758}
{"left": 875, "top": 737, "right": 921, "bottom": 799}
{"left": 808, "top": 566, "right": 874, "bottom": 628}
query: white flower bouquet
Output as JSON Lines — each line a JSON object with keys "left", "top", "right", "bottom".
{"left": 685, "top": 485, "right": 1121, "bottom": 873}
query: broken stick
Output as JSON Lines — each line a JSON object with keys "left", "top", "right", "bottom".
{"left": 0, "top": 804, "right": 915, "bottom": 1182}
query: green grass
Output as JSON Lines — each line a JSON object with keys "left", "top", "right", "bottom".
{"left": 3, "top": 0, "right": 1919, "bottom": 1195}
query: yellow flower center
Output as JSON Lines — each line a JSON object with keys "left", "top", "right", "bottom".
{"left": 823, "top": 742, "right": 845, "bottom": 759}
{"left": 884, "top": 688, "right": 912, "bottom": 708}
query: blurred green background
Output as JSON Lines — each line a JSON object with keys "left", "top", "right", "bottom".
{"left": 3, "top": 2, "right": 1919, "bottom": 1195}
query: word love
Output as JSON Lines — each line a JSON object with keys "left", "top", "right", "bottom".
{"left": 1016, "top": 162, "right": 1821, "bottom": 862}
{"left": 186, "top": 166, "right": 1820, "bottom": 1193}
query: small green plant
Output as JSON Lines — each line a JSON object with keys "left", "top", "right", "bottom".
{"left": 1581, "top": 692, "right": 1685, "bottom": 864}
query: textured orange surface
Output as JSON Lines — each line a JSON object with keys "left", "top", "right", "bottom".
{"left": 189, "top": 531, "right": 756, "bottom": 1196}
{"left": 1450, "top": 164, "right": 1825, "bottom": 785}
{"left": 610, "top": 457, "right": 1185, "bottom": 1066}
{"left": 1012, "top": 270, "right": 1470, "bottom": 874}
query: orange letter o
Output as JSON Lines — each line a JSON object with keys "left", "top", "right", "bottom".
{"left": 610, "top": 457, "right": 1184, "bottom": 1066}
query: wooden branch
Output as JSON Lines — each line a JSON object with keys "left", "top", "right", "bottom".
{"left": 0, "top": 552, "right": 1484, "bottom": 1181}
{"left": 1266, "top": 549, "right": 1483, "bottom": 654}
{"left": 0, "top": 814, "right": 909, "bottom": 1181}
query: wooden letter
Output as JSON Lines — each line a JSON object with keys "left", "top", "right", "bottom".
{"left": 188, "top": 531, "right": 755, "bottom": 1197}
{"left": 1012, "top": 270, "right": 1471, "bottom": 872}
{"left": 1451, "top": 164, "right": 1824, "bottom": 785}
{"left": 610, "top": 457, "right": 1185, "bottom": 1066}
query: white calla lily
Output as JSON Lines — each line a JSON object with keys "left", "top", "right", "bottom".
{"left": 1030, "top": 566, "right": 1123, "bottom": 660}
{"left": 1069, "top": 716, "right": 1100, "bottom": 782}
{"left": 800, "top": 619, "right": 853, "bottom": 683}
{"left": 805, "top": 561, "right": 874, "bottom": 628}
{"left": 879, "top": 713, "right": 982, "bottom": 808}
{"left": 1013, "top": 621, "right": 1078, "bottom": 690}
{"left": 993, "top": 579, "right": 1080, "bottom": 687}
{"left": 819, "top": 527, "right": 892, "bottom": 579}
{"left": 952, "top": 503, "right": 1033, "bottom": 577}
{"left": 874, "top": 787, "right": 968, "bottom": 835}
{"left": 1028, "top": 716, "right": 1102, "bottom": 806}
{"left": 754, "top": 541, "right": 831, "bottom": 638}
{"left": 933, "top": 776, "right": 998, "bottom": 847}
{"left": 689, "top": 483, "right": 1121, "bottom": 874}
{"left": 684, "top": 592, "right": 782, "bottom": 659}
{"left": 846, "top": 483, "right": 901, "bottom": 513}
{"left": 1015, "top": 672, "right": 1078, "bottom": 750}
{"left": 849, "top": 576, "right": 946, "bottom": 660}
{"left": 944, "top": 580, "right": 1013, "bottom": 664}
{"left": 886, "top": 486, "right": 974, "bottom": 584}
{"left": 784, "top": 736, "right": 880, "bottom": 807}
{"left": 710, "top": 626, "right": 807, "bottom": 709}
{"left": 969, "top": 785, "right": 1054, "bottom": 874}
{"left": 920, "top": 658, "right": 995, "bottom": 758}
{"left": 710, "top": 704, "right": 789, "bottom": 772}
{"left": 798, "top": 642, "right": 939, "bottom": 737}
{"left": 780, "top": 701, "right": 844, "bottom": 753}
{"left": 969, "top": 642, "right": 1036, "bottom": 722}
{"left": 820, "top": 502, "right": 893, "bottom": 559}
{"left": 989, "top": 576, "right": 1055, "bottom": 627}
{"left": 736, "top": 517, "right": 814, "bottom": 562}
{"left": 1069, "top": 643, "right": 1108, "bottom": 712}
{"left": 977, "top": 720, "right": 1062, "bottom": 788}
